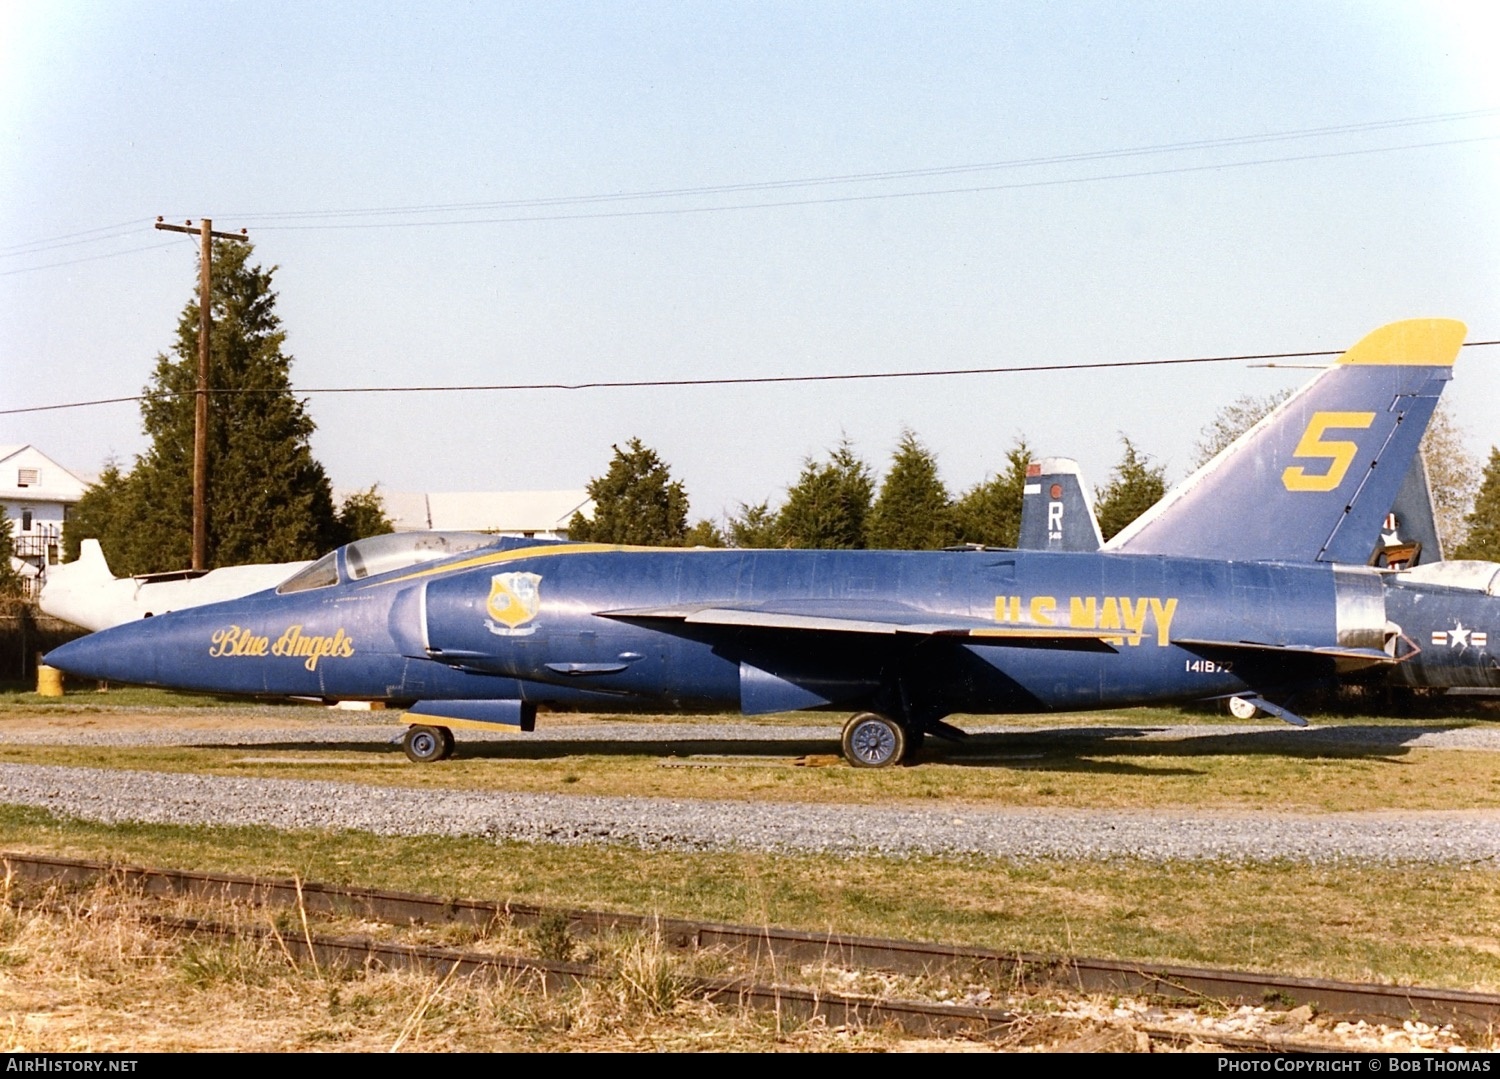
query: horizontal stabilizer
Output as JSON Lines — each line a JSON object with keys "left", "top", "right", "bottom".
{"left": 1176, "top": 636, "right": 1393, "bottom": 672}
{"left": 1221, "top": 694, "right": 1310, "bottom": 727}
{"left": 602, "top": 600, "right": 1117, "bottom": 650}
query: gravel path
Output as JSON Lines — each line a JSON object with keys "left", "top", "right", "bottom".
{"left": 3, "top": 761, "right": 1499, "bottom": 863}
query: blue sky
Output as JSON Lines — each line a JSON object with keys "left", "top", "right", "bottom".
{"left": 3, "top": 1, "right": 1498, "bottom": 525}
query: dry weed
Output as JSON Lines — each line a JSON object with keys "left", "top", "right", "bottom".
{"left": 0, "top": 878, "right": 937, "bottom": 1051}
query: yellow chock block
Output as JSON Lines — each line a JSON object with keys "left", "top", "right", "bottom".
{"left": 36, "top": 665, "right": 64, "bottom": 698}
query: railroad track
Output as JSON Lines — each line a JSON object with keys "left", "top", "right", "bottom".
{"left": 4, "top": 851, "right": 1494, "bottom": 1047}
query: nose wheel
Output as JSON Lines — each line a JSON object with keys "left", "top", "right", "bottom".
{"left": 403, "top": 724, "right": 456, "bottom": 763}
{"left": 840, "top": 712, "right": 916, "bottom": 768}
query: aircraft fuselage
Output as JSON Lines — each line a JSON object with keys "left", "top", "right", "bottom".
{"left": 48, "top": 543, "right": 1432, "bottom": 720}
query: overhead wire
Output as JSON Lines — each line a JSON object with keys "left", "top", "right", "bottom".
{"left": 5, "top": 107, "right": 1496, "bottom": 260}
{"left": 0, "top": 239, "right": 188, "bottom": 277}
{"left": 0, "top": 218, "right": 150, "bottom": 258}
{"left": 249, "top": 134, "right": 1500, "bottom": 231}
{"left": 229, "top": 108, "right": 1500, "bottom": 224}
{"left": 4, "top": 340, "right": 1496, "bottom": 417}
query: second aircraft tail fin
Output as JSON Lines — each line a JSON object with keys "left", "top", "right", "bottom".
{"left": 1018, "top": 458, "right": 1103, "bottom": 552}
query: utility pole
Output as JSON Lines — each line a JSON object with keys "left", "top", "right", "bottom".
{"left": 153, "top": 217, "right": 250, "bottom": 570}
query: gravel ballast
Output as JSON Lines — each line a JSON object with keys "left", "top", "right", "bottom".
{"left": 2, "top": 761, "right": 1499, "bottom": 863}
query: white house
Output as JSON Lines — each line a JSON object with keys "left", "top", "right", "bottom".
{"left": 0, "top": 445, "right": 91, "bottom": 588}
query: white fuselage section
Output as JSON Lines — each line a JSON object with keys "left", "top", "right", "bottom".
{"left": 38, "top": 539, "right": 307, "bottom": 631}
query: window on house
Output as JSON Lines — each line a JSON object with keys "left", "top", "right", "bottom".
{"left": 17, "top": 468, "right": 39, "bottom": 487}
{"left": 21, "top": 509, "right": 32, "bottom": 531}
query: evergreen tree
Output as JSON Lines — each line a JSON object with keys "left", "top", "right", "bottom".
{"left": 726, "top": 501, "right": 782, "bottom": 548}
{"left": 64, "top": 462, "right": 154, "bottom": 570}
{"left": 335, "top": 485, "right": 395, "bottom": 544}
{"left": 568, "top": 438, "right": 689, "bottom": 546}
{"left": 684, "top": 519, "right": 726, "bottom": 547}
{"left": 1095, "top": 435, "right": 1166, "bottom": 541}
{"left": 952, "top": 437, "right": 1031, "bottom": 547}
{"left": 1455, "top": 447, "right": 1500, "bottom": 561}
{"left": 66, "top": 245, "right": 341, "bottom": 574}
{"left": 776, "top": 439, "right": 873, "bottom": 549}
{"left": 0, "top": 506, "right": 21, "bottom": 598}
{"left": 865, "top": 429, "right": 955, "bottom": 550}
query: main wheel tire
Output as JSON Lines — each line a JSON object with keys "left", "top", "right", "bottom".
{"left": 403, "top": 724, "right": 446, "bottom": 763}
{"left": 841, "top": 712, "right": 908, "bottom": 768}
{"left": 436, "top": 726, "right": 456, "bottom": 760}
{"left": 1227, "top": 696, "right": 1260, "bottom": 720}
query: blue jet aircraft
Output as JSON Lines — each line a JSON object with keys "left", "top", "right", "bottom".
{"left": 46, "top": 319, "right": 1488, "bottom": 767}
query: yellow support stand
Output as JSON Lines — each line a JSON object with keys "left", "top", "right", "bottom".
{"left": 36, "top": 664, "right": 63, "bottom": 697}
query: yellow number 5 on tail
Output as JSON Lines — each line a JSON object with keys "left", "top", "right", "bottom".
{"left": 1281, "top": 411, "right": 1375, "bottom": 492}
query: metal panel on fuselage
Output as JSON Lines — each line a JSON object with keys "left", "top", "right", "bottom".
{"left": 1384, "top": 581, "right": 1500, "bottom": 688}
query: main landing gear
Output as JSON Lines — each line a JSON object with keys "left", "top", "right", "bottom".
{"left": 403, "top": 724, "right": 456, "bottom": 763}
{"left": 840, "top": 712, "right": 924, "bottom": 768}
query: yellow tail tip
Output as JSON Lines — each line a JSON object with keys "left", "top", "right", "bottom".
{"left": 1338, "top": 319, "right": 1467, "bottom": 366}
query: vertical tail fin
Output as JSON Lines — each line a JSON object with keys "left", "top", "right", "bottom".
{"left": 1018, "top": 458, "right": 1103, "bottom": 552}
{"left": 59, "top": 539, "right": 115, "bottom": 581}
{"left": 1106, "top": 319, "right": 1465, "bottom": 563}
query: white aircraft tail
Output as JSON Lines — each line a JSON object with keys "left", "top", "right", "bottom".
{"left": 66, "top": 539, "right": 117, "bottom": 582}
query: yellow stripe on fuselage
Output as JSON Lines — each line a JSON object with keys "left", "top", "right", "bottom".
{"left": 362, "top": 542, "right": 696, "bottom": 589}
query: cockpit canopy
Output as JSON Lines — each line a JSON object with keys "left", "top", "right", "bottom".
{"left": 277, "top": 531, "right": 503, "bottom": 594}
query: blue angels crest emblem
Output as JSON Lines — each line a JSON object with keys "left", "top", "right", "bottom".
{"left": 485, "top": 572, "right": 543, "bottom": 636}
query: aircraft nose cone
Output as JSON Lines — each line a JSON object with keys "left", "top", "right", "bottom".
{"left": 45, "top": 624, "right": 166, "bottom": 684}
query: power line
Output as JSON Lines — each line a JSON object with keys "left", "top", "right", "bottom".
{"left": 0, "top": 219, "right": 150, "bottom": 258}
{"left": 5, "top": 340, "right": 1497, "bottom": 417}
{"left": 230, "top": 108, "right": 1500, "bottom": 225}
{"left": 249, "top": 134, "right": 1500, "bottom": 232}
{"left": 5, "top": 109, "right": 1495, "bottom": 258}
{"left": 0, "top": 239, "right": 187, "bottom": 277}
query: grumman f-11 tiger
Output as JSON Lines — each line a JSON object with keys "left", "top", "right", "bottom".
{"left": 45, "top": 319, "right": 1490, "bottom": 767}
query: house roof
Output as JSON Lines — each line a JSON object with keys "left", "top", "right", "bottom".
{"left": 0, "top": 445, "right": 90, "bottom": 503}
